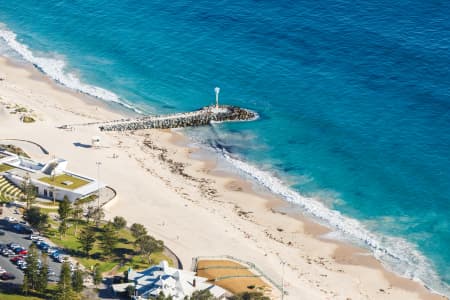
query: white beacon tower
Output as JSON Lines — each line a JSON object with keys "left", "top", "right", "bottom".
{"left": 214, "top": 87, "right": 220, "bottom": 109}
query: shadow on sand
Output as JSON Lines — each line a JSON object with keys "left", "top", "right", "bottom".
{"left": 73, "top": 142, "right": 92, "bottom": 148}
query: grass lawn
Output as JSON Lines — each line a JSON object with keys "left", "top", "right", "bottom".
{"left": 0, "top": 284, "right": 57, "bottom": 300}
{"left": 117, "top": 251, "right": 175, "bottom": 273}
{"left": 39, "top": 207, "right": 58, "bottom": 214}
{"left": 0, "top": 163, "right": 14, "bottom": 172}
{"left": 46, "top": 220, "right": 173, "bottom": 275}
{"left": 38, "top": 174, "right": 90, "bottom": 190}
{"left": 0, "top": 293, "right": 45, "bottom": 300}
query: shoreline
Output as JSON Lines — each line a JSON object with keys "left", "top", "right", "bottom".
{"left": 169, "top": 130, "right": 445, "bottom": 300}
{"left": 0, "top": 54, "right": 447, "bottom": 299}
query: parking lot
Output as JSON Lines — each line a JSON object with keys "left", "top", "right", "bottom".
{"left": 0, "top": 206, "right": 61, "bottom": 285}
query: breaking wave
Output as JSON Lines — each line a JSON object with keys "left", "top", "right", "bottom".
{"left": 217, "top": 149, "right": 449, "bottom": 297}
{"left": 0, "top": 25, "right": 142, "bottom": 114}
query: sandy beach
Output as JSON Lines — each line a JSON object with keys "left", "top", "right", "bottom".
{"left": 0, "top": 56, "right": 446, "bottom": 300}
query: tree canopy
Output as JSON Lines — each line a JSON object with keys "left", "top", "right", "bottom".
{"left": 135, "top": 234, "right": 164, "bottom": 264}
{"left": 228, "top": 292, "right": 270, "bottom": 300}
{"left": 58, "top": 195, "right": 72, "bottom": 221}
{"left": 113, "top": 216, "right": 127, "bottom": 230}
{"left": 25, "top": 207, "right": 48, "bottom": 232}
{"left": 77, "top": 226, "right": 96, "bottom": 257}
{"left": 130, "top": 223, "right": 147, "bottom": 239}
{"left": 54, "top": 261, "right": 79, "bottom": 300}
{"left": 100, "top": 222, "right": 118, "bottom": 258}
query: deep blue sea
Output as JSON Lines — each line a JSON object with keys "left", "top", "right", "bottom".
{"left": 1, "top": 0, "right": 449, "bottom": 295}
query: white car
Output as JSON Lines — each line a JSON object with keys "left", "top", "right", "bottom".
{"left": 5, "top": 216, "right": 17, "bottom": 223}
{"left": 47, "top": 248, "right": 58, "bottom": 255}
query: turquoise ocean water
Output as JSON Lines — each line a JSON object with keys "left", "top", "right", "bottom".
{"left": 0, "top": 0, "right": 449, "bottom": 296}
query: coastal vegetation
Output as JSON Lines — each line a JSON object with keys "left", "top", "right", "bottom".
{"left": 39, "top": 198, "right": 173, "bottom": 274}
{"left": 9, "top": 195, "right": 172, "bottom": 299}
{"left": 21, "top": 115, "right": 36, "bottom": 123}
{"left": 0, "top": 144, "right": 30, "bottom": 158}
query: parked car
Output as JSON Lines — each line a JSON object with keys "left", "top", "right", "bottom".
{"left": 10, "top": 256, "right": 24, "bottom": 263}
{"left": 13, "top": 224, "right": 32, "bottom": 234}
{"left": 18, "top": 249, "right": 28, "bottom": 255}
{"left": 0, "top": 230, "right": 5, "bottom": 236}
{"left": 29, "top": 234, "right": 39, "bottom": 240}
{"left": 37, "top": 242, "right": 49, "bottom": 249}
{"left": 17, "top": 260, "right": 26, "bottom": 267}
{"left": 13, "top": 247, "right": 25, "bottom": 254}
{"left": 4, "top": 216, "right": 17, "bottom": 223}
{"left": 2, "top": 248, "right": 15, "bottom": 256}
{"left": 51, "top": 251, "right": 60, "bottom": 259}
{"left": 0, "top": 272, "right": 16, "bottom": 280}
{"left": 47, "top": 247, "right": 58, "bottom": 255}
{"left": 7, "top": 243, "right": 21, "bottom": 249}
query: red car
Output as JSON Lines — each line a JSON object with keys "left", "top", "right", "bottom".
{"left": 18, "top": 249, "right": 28, "bottom": 255}
{"left": 10, "top": 256, "right": 23, "bottom": 263}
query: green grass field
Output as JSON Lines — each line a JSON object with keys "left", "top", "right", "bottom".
{"left": 0, "top": 293, "right": 44, "bottom": 300}
{"left": 38, "top": 174, "right": 90, "bottom": 190}
{"left": 0, "top": 284, "right": 57, "bottom": 300}
{"left": 46, "top": 219, "right": 173, "bottom": 274}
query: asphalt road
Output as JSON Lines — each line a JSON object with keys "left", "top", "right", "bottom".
{"left": 0, "top": 219, "right": 61, "bottom": 285}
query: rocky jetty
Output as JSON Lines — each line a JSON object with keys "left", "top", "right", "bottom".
{"left": 99, "top": 105, "right": 257, "bottom": 131}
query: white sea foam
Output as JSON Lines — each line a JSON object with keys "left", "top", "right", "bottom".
{"left": 1, "top": 22, "right": 448, "bottom": 298}
{"left": 218, "top": 150, "right": 450, "bottom": 297}
{"left": 0, "top": 25, "right": 142, "bottom": 114}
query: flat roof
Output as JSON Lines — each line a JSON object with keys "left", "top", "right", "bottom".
{"left": 38, "top": 174, "right": 91, "bottom": 190}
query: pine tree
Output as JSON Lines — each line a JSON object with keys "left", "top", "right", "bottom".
{"left": 21, "top": 175, "right": 36, "bottom": 210}
{"left": 72, "top": 264, "right": 84, "bottom": 293}
{"left": 54, "top": 261, "right": 78, "bottom": 300}
{"left": 86, "top": 206, "right": 93, "bottom": 223}
{"left": 58, "top": 195, "right": 72, "bottom": 221}
{"left": 93, "top": 206, "right": 104, "bottom": 226}
{"left": 22, "top": 274, "right": 30, "bottom": 296}
{"left": 37, "top": 253, "right": 49, "bottom": 293}
{"left": 72, "top": 201, "right": 83, "bottom": 236}
{"left": 58, "top": 219, "right": 68, "bottom": 239}
{"left": 78, "top": 226, "right": 96, "bottom": 257}
{"left": 93, "top": 263, "right": 102, "bottom": 286}
{"left": 24, "top": 244, "right": 40, "bottom": 290}
{"left": 100, "top": 222, "right": 118, "bottom": 258}
{"left": 25, "top": 207, "right": 49, "bottom": 233}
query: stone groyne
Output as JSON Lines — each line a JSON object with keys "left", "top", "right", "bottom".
{"left": 99, "top": 105, "right": 257, "bottom": 131}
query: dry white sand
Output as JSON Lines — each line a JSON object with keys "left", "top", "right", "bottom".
{"left": 0, "top": 56, "right": 446, "bottom": 300}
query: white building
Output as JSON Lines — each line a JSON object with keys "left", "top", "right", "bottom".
{"left": 0, "top": 149, "right": 104, "bottom": 202}
{"left": 112, "top": 261, "right": 228, "bottom": 300}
